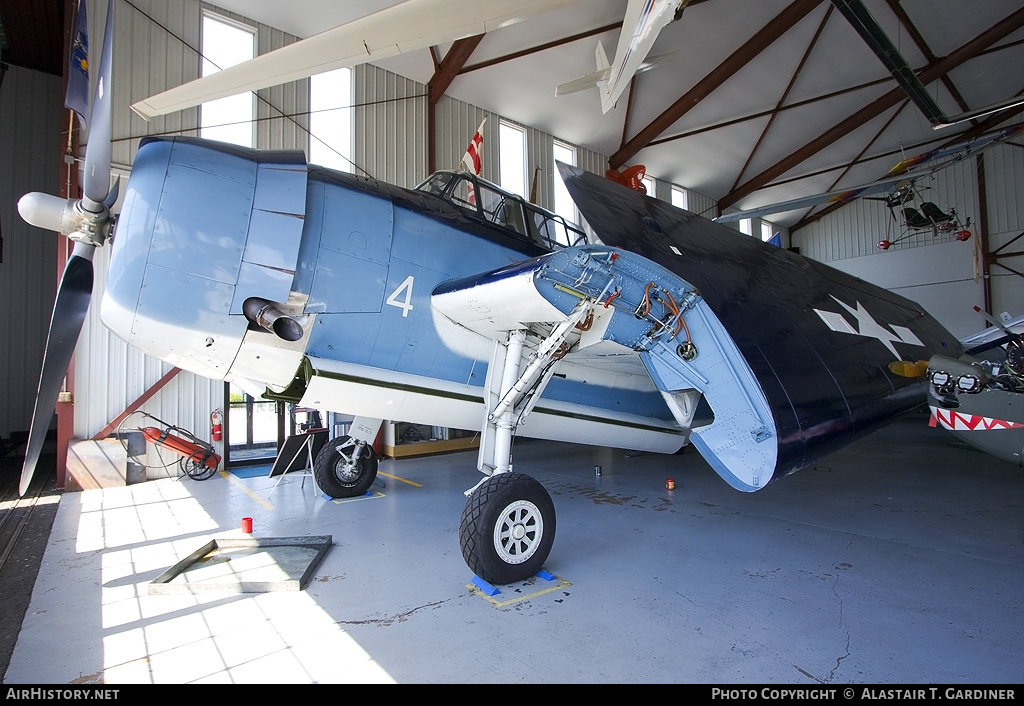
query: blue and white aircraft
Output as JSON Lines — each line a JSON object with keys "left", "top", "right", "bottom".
{"left": 18, "top": 0, "right": 972, "bottom": 584}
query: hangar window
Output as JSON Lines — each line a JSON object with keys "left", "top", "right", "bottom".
{"left": 552, "top": 140, "right": 577, "bottom": 226}
{"left": 310, "top": 68, "right": 353, "bottom": 172}
{"left": 760, "top": 221, "right": 776, "bottom": 242}
{"left": 499, "top": 120, "right": 527, "bottom": 199}
{"left": 200, "top": 13, "right": 256, "bottom": 147}
{"left": 671, "top": 185, "right": 688, "bottom": 211}
{"left": 739, "top": 218, "right": 753, "bottom": 236}
{"left": 641, "top": 173, "right": 656, "bottom": 197}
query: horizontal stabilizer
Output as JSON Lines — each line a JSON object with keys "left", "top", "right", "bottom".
{"left": 555, "top": 50, "right": 676, "bottom": 97}
{"left": 555, "top": 40, "right": 612, "bottom": 96}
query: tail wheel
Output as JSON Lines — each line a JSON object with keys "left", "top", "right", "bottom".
{"left": 314, "top": 435, "right": 378, "bottom": 498}
{"left": 459, "top": 472, "right": 556, "bottom": 585}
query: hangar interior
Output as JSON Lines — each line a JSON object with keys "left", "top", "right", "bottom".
{"left": 0, "top": 0, "right": 1022, "bottom": 684}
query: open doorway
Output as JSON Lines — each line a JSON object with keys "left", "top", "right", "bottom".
{"left": 223, "top": 382, "right": 286, "bottom": 467}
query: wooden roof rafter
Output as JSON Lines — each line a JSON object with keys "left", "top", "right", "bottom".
{"left": 727, "top": 3, "right": 834, "bottom": 196}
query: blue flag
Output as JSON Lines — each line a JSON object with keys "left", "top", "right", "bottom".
{"left": 65, "top": 0, "right": 90, "bottom": 127}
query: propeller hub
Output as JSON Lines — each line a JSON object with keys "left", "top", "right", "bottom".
{"left": 68, "top": 199, "right": 113, "bottom": 247}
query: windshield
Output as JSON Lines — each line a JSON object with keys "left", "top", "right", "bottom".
{"left": 416, "top": 171, "right": 588, "bottom": 251}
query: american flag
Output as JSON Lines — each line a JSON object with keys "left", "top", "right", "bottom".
{"left": 461, "top": 117, "right": 486, "bottom": 203}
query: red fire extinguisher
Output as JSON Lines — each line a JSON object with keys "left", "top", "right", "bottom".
{"left": 211, "top": 408, "right": 223, "bottom": 442}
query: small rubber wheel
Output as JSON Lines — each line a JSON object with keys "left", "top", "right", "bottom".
{"left": 181, "top": 456, "right": 217, "bottom": 481}
{"left": 313, "top": 435, "right": 378, "bottom": 498}
{"left": 459, "top": 472, "right": 556, "bottom": 585}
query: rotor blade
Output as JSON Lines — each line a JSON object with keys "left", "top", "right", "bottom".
{"left": 20, "top": 243, "right": 95, "bottom": 496}
{"left": 82, "top": 0, "right": 115, "bottom": 207}
{"left": 131, "top": 0, "right": 586, "bottom": 120}
{"left": 715, "top": 166, "right": 933, "bottom": 223}
{"left": 885, "top": 123, "right": 1024, "bottom": 176}
{"left": 716, "top": 122, "right": 1024, "bottom": 223}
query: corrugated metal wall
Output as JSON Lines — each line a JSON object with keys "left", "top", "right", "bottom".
{"left": 113, "top": 0, "right": 200, "bottom": 169}
{"left": 0, "top": 65, "right": 62, "bottom": 440}
{"left": 792, "top": 128, "right": 1023, "bottom": 337}
{"left": 353, "top": 64, "right": 429, "bottom": 187}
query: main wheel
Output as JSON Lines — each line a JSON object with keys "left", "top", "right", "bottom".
{"left": 459, "top": 472, "right": 556, "bottom": 585}
{"left": 314, "top": 435, "right": 378, "bottom": 498}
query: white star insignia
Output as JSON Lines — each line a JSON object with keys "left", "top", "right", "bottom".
{"left": 814, "top": 296, "right": 924, "bottom": 359}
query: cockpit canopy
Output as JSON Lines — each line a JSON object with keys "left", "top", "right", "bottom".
{"left": 417, "top": 171, "right": 588, "bottom": 251}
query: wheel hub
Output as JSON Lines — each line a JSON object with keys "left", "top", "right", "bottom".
{"left": 493, "top": 499, "right": 544, "bottom": 565}
{"left": 334, "top": 458, "right": 358, "bottom": 481}
{"left": 332, "top": 441, "right": 362, "bottom": 481}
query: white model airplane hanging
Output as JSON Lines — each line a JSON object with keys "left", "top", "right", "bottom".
{"left": 555, "top": 0, "right": 687, "bottom": 113}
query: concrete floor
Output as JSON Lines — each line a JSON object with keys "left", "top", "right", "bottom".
{"left": 4, "top": 413, "right": 1022, "bottom": 684}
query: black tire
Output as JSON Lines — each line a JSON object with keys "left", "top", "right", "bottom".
{"left": 459, "top": 472, "right": 556, "bottom": 585}
{"left": 314, "top": 435, "right": 378, "bottom": 498}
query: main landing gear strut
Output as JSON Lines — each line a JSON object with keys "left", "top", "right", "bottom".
{"left": 458, "top": 305, "right": 591, "bottom": 584}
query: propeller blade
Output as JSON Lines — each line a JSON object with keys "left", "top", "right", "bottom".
{"left": 103, "top": 177, "right": 120, "bottom": 209}
{"left": 20, "top": 243, "right": 95, "bottom": 496}
{"left": 82, "top": 0, "right": 115, "bottom": 207}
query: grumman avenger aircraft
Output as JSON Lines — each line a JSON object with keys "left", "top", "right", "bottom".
{"left": 19, "top": 0, "right": 992, "bottom": 585}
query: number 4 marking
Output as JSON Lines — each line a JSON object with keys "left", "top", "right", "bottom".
{"left": 386, "top": 275, "right": 415, "bottom": 317}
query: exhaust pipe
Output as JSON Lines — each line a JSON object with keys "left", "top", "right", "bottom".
{"left": 243, "top": 297, "right": 303, "bottom": 342}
